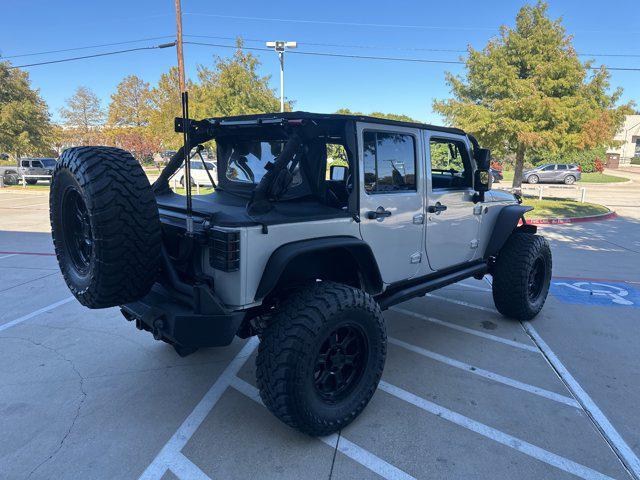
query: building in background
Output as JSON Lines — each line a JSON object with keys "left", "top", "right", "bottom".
{"left": 607, "top": 115, "right": 640, "bottom": 168}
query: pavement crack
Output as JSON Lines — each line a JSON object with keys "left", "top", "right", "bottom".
{"left": 328, "top": 430, "right": 341, "bottom": 480}
{"left": 4, "top": 336, "right": 87, "bottom": 480}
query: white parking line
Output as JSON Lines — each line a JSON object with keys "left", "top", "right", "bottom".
{"left": 426, "top": 293, "right": 498, "bottom": 313}
{"left": 167, "top": 452, "right": 212, "bottom": 480}
{"left": 231, "top": 377, "right": 416, "bottom": 480}
{"left": 455, "top": 282, "right": 492, "bottom": 292}
{"left": 390, "top": 307, "right": 539, "bottom": 353}
{"left": 428, "top": 290, "right": 640, "bottom": 479}
{"left": 523, "top": 321, "right": 640, "bottom": 479}
{"left": 0, "top": 254, "right": 17, "bottom": 261}
{"left": 378, "top": 381, "right": 615, "bottom": 480}
{"left": 0, "top": 203, "right": 48, "bottom": 209}
{"left": 388, "top": 337, "right": 579, "bottom": 408}
{"left": 0, "top": 296, "right": 75, "bottom": 333}
{"left": 138, "top": 337, "right": 259, "bottom": 480}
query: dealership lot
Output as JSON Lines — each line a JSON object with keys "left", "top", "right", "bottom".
{"left": 1, "top": 185, "right": 639, "bottom": 480}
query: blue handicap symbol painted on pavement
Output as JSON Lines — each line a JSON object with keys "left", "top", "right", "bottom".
{"left": 550, "top": 279, "right": 640, "bottom": 307}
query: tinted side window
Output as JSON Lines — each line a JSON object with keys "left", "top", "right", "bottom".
{"left": 21, "top": 160, "right": 29, "bottom": 167}
{"left": 33, "top": 161, "right": 43, "bottom": 168}
{"left": 557, "top": 164, "right": 567, "bottom": 170}
{"left": 542, "top": 165, "right": 555, "bottom": 171}
{"left": 363, "top": 131, "right": 416, "bottom": 194}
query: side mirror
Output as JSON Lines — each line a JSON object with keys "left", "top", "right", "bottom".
{"left": 330, "top": 165, "right": 347, "bottom": 181}
{"left": 475, "top": 148, "right": 491, "bottom": 170}
{"left": 473, "top": 148, "right": 492, "bottom": 203}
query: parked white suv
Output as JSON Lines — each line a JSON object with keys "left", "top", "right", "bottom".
{"left": 173, "top": 155, "right": 217, "bottom": 187}
{"left": 50, "top": 112, "right": 552, "bottom": 437}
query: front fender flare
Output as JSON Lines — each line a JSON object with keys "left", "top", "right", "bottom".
{"left": 255, "top": 236, "right": 383, "bottom": 301}
{"left": 485, "top": 205, "right": 536, "bottom": 258}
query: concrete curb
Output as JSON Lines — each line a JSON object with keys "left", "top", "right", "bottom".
{"left": 527, "top": 209, "right": 617, "bottom": 225}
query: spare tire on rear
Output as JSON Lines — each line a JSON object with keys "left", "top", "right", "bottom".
{"left": 50, "top": 146, "right": 161, "bottom": 308}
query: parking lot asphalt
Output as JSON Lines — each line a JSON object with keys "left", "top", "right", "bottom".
{"left": 1, "top": 184, "right": 639, "bottom": 480}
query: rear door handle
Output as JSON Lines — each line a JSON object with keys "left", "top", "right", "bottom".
{"left": 427, "top": 202, "right": 447, "bottom": 214}
{"left": 367, "top": 206, "right": 392, "bottom": 220}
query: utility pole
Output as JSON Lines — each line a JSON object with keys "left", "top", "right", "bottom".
{"left": 174, "top": 0, "right": 186, "bottom": 93}
{"left": 266, "top": 41, "right": 297, "bottom": 112}
{"left": 174, "top": 0, "right": 193, "bottom": 233}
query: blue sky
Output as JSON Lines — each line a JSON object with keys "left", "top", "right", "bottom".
{"left": 2, "top": 0, "right": 639, "bottom": 125}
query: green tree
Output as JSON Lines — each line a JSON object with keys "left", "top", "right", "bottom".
{"left": 192, "top": 39, "right": 287, "bottom": 118}
{"left": 148, "top": 67, "right": 186, "bottom": 150}
{"left": 108, "top": 75, "right": 152, "bottom": 127}
{"left": 60, "top": 86, "right": 105, "bottom": 133}
{"left": 433, "top": 2, "right": 628, "bottom": 187}
{"left": 0, "top": 62, "right": 53, "bottom": 159}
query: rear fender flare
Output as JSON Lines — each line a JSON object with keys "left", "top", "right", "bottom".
{"left": 255, "top": 236, "right": 383, "bottom": 301}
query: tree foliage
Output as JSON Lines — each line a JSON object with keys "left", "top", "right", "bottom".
{"left": 192, "top": 40, "right": 287, "bottom": 118}
{"left": 147, "top": 67, "right": 191, "bottom": 150}
{"left": 60, "top": 86, "right": 105, "bottom": 133}
{"left": 433, "top": 1, "right": 629, "bottom": 187}
{"left": 108, "top": 75, "right": 152, "bottom": 127}
{"left": 0, "top": 62, "right": 53, "bottom": 158}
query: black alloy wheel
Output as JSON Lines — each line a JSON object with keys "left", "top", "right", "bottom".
{"left": 314, "top": 324, "right": 368, "bottom": 404}
{"left": 61, "top": 187, "right": 93, "bottom": 275}
{"left": 527, "top": 257, "right": 546, "bottom": 302}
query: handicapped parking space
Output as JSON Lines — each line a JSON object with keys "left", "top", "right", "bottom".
{"left": 148, "top": 285, "right": 630, "bottom": 480}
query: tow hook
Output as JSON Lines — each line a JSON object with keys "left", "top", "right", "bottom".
{"left": 152, "top": 318, "right": 165, "bottom": 340}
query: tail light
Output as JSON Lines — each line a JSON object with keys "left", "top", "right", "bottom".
{"left": 577, "top": 165, "right": 582, "bottom": 172}
{"left": 209, "top": 229, "right": 240, "bottom": 272}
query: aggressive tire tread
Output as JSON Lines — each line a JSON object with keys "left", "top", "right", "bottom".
{"left": 50, "top": 146, "right": 161, "bottom": 308}
{"left": 256, "top": 282, "right": 386, "bottom": 436}
{"left": 492, "top": 233, "right": 552, "bottom": 320}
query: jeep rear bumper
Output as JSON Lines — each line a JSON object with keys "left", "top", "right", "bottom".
{"left": 120, "top": 283, "right": 246, "bottom": 349}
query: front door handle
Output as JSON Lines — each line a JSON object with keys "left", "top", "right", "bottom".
{"left": 367, "top": 206, "right": 392, "bottom": 220}
{"left": 427, "top": 202, "right": 447, "bottom": 214}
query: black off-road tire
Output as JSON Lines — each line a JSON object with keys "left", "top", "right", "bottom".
{"left": 50, "top": 146, "right": 161, "bottom": 308}
{"left": 256, "top": 282, "right": 386, "bottom": 436}
{"left": 492, "top": 233, "right": 552, "bottom": 320}
{"left": 26, "top": 179, "right": 38, "bottom": 185}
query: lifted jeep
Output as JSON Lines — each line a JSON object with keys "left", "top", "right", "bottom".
{"left": 49, "top": 111, "right": 552, "bottom": 436}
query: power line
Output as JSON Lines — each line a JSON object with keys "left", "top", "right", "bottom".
{"left": 182, "top": 12, "right": 496, "bottom": 32}
{"left": 3, "top": 33, "right": 639, "bottom": 64}
{"left": 3, "top": 35, "right": 640, "bottom": 72}
{"left": 8, "top": 43, "right": 176, "bottom": 69}
{"left": 184, "top": 41, "right": 640, "bottom": 71}
{"left": 183, "top": 12, "right": 640, "bottom": 36}
{"left": 0, "top": 35, "right": 176, "bottom": 59}
{"left": 185, "top": 41, "right": 464, "bottom": 65}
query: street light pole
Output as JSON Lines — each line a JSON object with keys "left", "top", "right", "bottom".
{"left": 266, "top": 41, "right": 297, "bottom": 112}
{"left": 279, "top": 51, "right": 284, "bottom": 113}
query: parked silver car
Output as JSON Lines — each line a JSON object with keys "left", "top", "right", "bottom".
{"left": 523, "top": 163, "right": 582, "bottom": 185}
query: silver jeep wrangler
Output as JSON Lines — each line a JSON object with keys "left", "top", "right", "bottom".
{"left": 49, "top": 112, "right": 552, "bottom": 435}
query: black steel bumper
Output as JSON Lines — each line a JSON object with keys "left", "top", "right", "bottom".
{"left": 120, "top": 283, "right": 245, "bottom": 348}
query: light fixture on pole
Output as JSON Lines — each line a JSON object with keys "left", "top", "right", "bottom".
{"left": 266, "top": 41, "right": 297, "bottom": 112}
